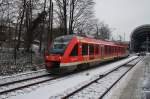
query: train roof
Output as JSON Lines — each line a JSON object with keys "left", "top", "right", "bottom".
{"left": 76, "top": 36, "right": 127, "bottom": 47}
{"left": 56, "top": 35, "right": 128, "bottom": 47}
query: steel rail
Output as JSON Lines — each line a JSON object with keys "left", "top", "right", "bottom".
{"left": 99, "top": 56, "right": 143, "bottom": 99}
{"left": 0, "top": 75, "right": 57, "bottom": 95}
{"left": 62, "top": 56, "right": 142, "bottom": 99}
{"left": 0, "top": 56, "right": 140, "bottom": 96}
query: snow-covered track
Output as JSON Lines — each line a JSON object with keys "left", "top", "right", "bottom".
{"left": 2, "top": 56, "right": 140, "bottom": 99}
{"left": 0, "top": 68, "right": 81, "bottom": 95}
{"left": 62, "top": 56, "right": 143, "bottom": 99}
{"left": 0, "top": 75, "right": 53, "bottom": 95}
{"left": 0, "top": 69, "right": 48, "bottom": 86}
{"left": 0, "top": 69, "right": 56, "bottom": 95}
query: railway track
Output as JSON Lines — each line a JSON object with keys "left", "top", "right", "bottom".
{"left": 0, "top": 67, "right": 76, "bottom": 96}
{"left": 61, "top": 56, "right": 143, "bottom": 99}
{"left": 0, "top": 56, "right": 140, "bottom": 98}
{"left": 0, "top": 69, "right": 56, "bottom": 95}
{"left": 0, "top": 69, "right": 48, "bottom": 85}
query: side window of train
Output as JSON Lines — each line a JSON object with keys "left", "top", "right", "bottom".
{"left": 70, "top": 44, "right": 78, "bottom": 56}
{"left": 100, "top": 46, "right": 104, "bottom": 56}
{"left": 107, "top": 46, "right": 109, "bottom": 55}
{"left": 109, "top": 46, "right": 111, "bottom": 55}
{"left": 95, "top": 45, "right": 99, "bottom": 54}
{"left": 108, "top": 46, "right": 110, "bottom": 55}
{"left": 105, "top": 46, "right": 107, "bottom": 55}
{"left": 114, "top": 47, "right": 115, "bottom": 53}
{"left": 82, "top": 43, "right": 88, "bottom": 55}
{"left": 89, "top": 44, "right": 94, "bottom": 55}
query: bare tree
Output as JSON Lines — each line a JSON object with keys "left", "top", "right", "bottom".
{"left": 38, "top": 0, "right": 47, "bottom": 52}
{"left": 0, "top": 0, "right": 112, "bottom": 52}
{"left": 47, "top": 0, "right": 53, "bottom": 50}
{"left": 97, "top": 22, "right": 111, "bottom": 40}
{"left": 55, "top": 0, "right": 69, "bottom": 35}
{"left": 69, "top": 0, "right": 76, "bottom": 34}
{"left": 55, "top": 0, "right": 95, "bottom": 35}
{"left": 16, "top": 0, "right": 26, "bottom": 50}
{"left": 71, "top": 0, "right": 95, "bottom": 35}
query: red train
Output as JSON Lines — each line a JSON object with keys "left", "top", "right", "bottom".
{"left": 45, "top": 35, "right": 128, "bottom": 72}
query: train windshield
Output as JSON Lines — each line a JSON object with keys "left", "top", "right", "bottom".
{"left": 49, "top": 35, "right": 73, "bottom": 55}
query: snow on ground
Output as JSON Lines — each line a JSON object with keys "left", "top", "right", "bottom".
{"left": 69, "top": 67, "right": 129, "bottom": 99}
{"left": 8, "top": 56, "right": 137, "bottom": 99}
{"left": 31, "top": 44, "right": 39, "bottom": 54}
{"left": 141, "top": 55, "right": 150, "bottom": 99}
{"left": 103, "top": 56, "right": 145, "bottom": 99}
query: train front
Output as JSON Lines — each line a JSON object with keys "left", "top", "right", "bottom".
{"left": 45, "top": 35, "right": 73, "bottom": 72}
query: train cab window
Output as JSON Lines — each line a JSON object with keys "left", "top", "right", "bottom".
{"left": 89, "top": 44, "right": 94, "bottom": 55}
{"left": 49, "top": 35, "right": 73, "bottom": 55}
{"left": 70, "top": 44, "right": 78, "bottom": 56}
{"left": 82, "top": 43, "right": 88, "bottom": 55}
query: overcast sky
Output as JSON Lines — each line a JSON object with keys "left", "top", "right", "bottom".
{"left": 94, "top": 0, "right": 150, "bottom": 41}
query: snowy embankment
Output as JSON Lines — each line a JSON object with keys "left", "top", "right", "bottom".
{"left": 0, "top": 47, "right": 44, "bottom": 76}
{"left": 8, "top": 56, "right": 137, "bottom": 99}
{"left": 0, "top": 69, "right": 47, "bottom": 85}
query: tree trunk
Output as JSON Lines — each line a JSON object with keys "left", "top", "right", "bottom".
{"left": 16, "top": 0, "right": 26, "bottom": 50}
{"left": 63, "top": 0, "right": 67, "bottom": 35}
{"left": 39, "top": 0, "right": 47, "bottom": 52}
{"left": 69, "top": 0, "right": 75, "bottom": 34}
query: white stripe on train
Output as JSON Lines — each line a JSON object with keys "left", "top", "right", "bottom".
{"left": 60, "top": 56, "right": 118, "bottom": 67}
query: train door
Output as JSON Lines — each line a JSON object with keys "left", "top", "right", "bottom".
{"left": 110, "top": 46, "right": 113, "bottom": 57}
{"left": 78, "top": 42, "right": 82, "bottom": 60}
{"left": 89, "top": 44, "right": 94, "bottom": 60}
{"left": 118, "top": 47, "right": 120, "bottom": 57}
{"left": 69, "top": 43, "right": 79, "bottom": 62}
{"left": 95, "top": 44, "right": 99, "bottom": 58}
{"left": 109, "top": 46, "right": 111, "bottom": 58}
{"left": 82, "top": 43, "right": 89, "bottom": 62}
{"left": 104, "top": 45, "right": 106, "bottom": 58}
{"left": 116, "top": 47, "right": 118, "bottom": 57}
{"left": 104, "top": 45, "right": 108, "bottom": 58}
{"left": 116, "top": 47, "right": 119, "bottom": 57}
{"left": 113, "top": 46, "right": 115, "bottom": 56}
{"left": 100, "top": 45, "right": 104, "bottom": 60}
{"left": 108, "top": 46, "right": 110, "bottom": 58}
